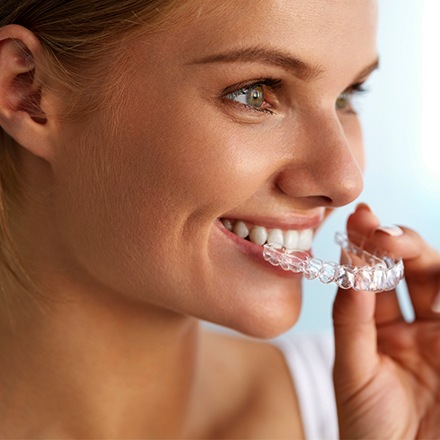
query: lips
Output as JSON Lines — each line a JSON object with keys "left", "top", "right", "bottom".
{"left": 220, "top": 218, "right": 314, "bottom": 251}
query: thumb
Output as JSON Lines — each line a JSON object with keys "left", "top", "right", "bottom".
{"left": 332, "top": 249, "right": 380, "bottom": 391}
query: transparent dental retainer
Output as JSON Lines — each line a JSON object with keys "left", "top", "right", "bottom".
{"left": 263, "top": 232, "right": 404, "bottom": 292}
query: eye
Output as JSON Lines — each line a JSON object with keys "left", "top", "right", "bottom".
{"left": 226, "top": 84, "right": 266, "bottom": 108}
{"left": 335, "top": 92, "right": 351, "bottom": 111}
{"left": 223, "top": 78, "right": 281, "bottom": 114}
{"left": 335, "top": 83, "right": 368, "bottom": 114}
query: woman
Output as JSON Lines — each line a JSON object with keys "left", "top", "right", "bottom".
{"left": 0, "top": 0, "right": 439, "bottom": 438}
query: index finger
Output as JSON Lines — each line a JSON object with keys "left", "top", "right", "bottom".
{"left": 371, "top": 226, "right": 440, "bottom": 319}
{"left": 345, "top": 204, "right": 404, "bottom": 324}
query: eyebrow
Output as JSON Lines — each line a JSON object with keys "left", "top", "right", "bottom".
{"left": 191, "top": 46, "right": 323, "bottom": 81}
{"left": 352, "top": 58, "right": 380, "bottom": 82}
{"left": 191, "top": 45, "right": 379, "bottom": 83}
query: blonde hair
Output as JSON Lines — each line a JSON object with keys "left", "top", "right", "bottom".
{"left": 0, "top": 0, "right": 185, "bottom": 306}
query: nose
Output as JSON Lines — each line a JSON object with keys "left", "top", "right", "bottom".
{"left": 275, "top": 112, "right": 364, "bottom": 208}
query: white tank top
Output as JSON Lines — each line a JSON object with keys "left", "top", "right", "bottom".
{"left": 273, "top": 333, "right": 338, "bottom": 440}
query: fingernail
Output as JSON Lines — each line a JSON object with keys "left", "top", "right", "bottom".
{"left": 432, "top": 292, "right": 440, "bottom": 314}
{"left": 375, "top": 225, "right": 404, "bottom": 237}
{"left": 355, "top": 202, "right": 373, "bottom": 213}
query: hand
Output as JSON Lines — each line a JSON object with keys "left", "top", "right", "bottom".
{"left": 333, "top": 204, "right": 440, "bottom": 439}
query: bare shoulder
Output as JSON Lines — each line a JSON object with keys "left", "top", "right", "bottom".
{"left": 197, "top": 329, "right": 304, "bottom": 439}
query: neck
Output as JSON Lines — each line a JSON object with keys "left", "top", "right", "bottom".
{"left": 0, "top": 285, "right": 200, "bottom": 438}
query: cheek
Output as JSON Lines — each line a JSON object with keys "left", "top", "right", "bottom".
{"left": 114, "top": 98, "right": 276, "bottom": 219}
{"left": 48, "top": 99, "right": 277, "bottom": 293}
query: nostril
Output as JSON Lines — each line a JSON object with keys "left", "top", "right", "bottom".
{"left": 315, "top": 195, "right": 333, "bottom": 205}
{"left": 302, "top": 195, "right": 334, "bottom": 207}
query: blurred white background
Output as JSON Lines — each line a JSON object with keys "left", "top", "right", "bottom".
{"left": 295, "top": 0, "right": 440, "bottom": 333}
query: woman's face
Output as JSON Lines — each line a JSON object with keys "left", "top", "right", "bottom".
{"left": 49, "top": 0, "right": 378, "bottom": 337}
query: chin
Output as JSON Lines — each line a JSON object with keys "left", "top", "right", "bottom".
{"left": 206, "top": 284, "right": 303, "bottom": 340}
{"left": 228, "top": 311, "right": 301, "bottom": 339}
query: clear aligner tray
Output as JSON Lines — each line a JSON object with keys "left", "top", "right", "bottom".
{"left": 263, "top": 232, "right": 404, "bottom": 292}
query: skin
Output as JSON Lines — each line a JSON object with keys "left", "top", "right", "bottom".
{"left": 0, "top": 0, "right": 439, "bottom": 438}
{"left": 334, "top": 205, "right": 440, "bottom": 439}
{"left": 22, "top": 0, "right": 370, "bottom": 337}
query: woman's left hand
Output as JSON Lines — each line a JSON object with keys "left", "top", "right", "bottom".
{"left": 333, "top": 204, "right": 440, "bottom": 439}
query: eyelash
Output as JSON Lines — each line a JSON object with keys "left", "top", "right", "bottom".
{"left": 223, "top": 79, "right": 368, "bottom": 115}
{"left": 223, "top": 78, "right": 282, "bottom": 115}
{"left": 337, "top": 82, "right": 369, "bottom": 114}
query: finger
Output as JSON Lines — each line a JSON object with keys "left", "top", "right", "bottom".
{"left": 431, "top": 280, "right": 440, "bottom": 314}
{"left": 346, "top": 204, "right": 404, "bottom": 324}
{"left": 346, "top": 203, "right": 380, "bottom": 244}
{"left": 370, "top": 226, "right": 440, "bottom": 320}
{"left": 374, "top": 289, "right": 405, "bottom": 324}
{"left": 333, "top": 250, "right": 379, "bottom": 389}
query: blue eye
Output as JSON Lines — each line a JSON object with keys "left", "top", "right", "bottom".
{"left": 226, "top": 84, "right": 266, "bottom": 108}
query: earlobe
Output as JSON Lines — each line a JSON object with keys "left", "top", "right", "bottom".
{"left": 0, "top": 25, "right": 52, "bottom": 160}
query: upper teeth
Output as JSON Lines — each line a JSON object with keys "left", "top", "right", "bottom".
{"left": 221, "top": 219, "right": 314, "bottom": 251}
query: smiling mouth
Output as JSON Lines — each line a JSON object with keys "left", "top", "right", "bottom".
{"left": 220, "top": 218, "right": 314, "bottom": 251}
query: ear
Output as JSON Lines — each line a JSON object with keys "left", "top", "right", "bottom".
{"left": 0, "top": 25, "right": 54, "bottom": 160}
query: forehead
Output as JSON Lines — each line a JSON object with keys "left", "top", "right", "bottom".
{"left": 158, "top": 0, "right": 377, "bottom": 79}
